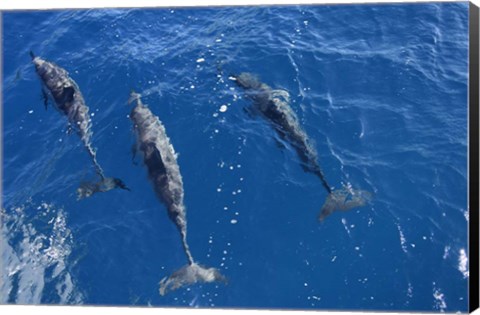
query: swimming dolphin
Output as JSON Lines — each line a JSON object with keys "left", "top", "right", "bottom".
{"left": 128, "top": 91, "right": 226, "bottom": 295}
{"left": 30, "top": 51, "right": 129, "bottom": 199}
{"left": 232, "top": 72, "right": 371, "bottom": 221}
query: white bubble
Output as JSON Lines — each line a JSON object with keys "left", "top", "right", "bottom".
{"left": 230, "top": 219, "right": 238, "bottom": 224}
{"left": 28, "top": 110, "right": 34, "bottom": 114}
{"left": 219, "top": 105, "right": 228, "bottom": 112}
{"left": 196, "top": 58, "right": 205, "bottom": 63}
{"left": 459, "top": 248, "right": 469, "bottom": 278}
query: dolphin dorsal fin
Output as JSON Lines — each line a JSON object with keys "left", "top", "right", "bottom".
{"left": 62, "top": 86, "right": 75, "bottom": 103}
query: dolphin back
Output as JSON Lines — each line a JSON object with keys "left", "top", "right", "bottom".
{"left": 159, "top": 263, "right": 227, "bottom": 296}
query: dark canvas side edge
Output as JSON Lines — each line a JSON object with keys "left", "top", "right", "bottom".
{"left": 469, "top": 1, "right": 480, "bottom": 313}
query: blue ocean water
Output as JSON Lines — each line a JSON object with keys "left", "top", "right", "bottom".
{"left": 1, "top": 2, "right": 470, "bottom": 312}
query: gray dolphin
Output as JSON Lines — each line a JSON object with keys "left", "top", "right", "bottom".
{"left": 232, "top": 72, "right": 371, "bottom": 221}
{"left": 30, "top": 52, "right": 129, "bottom": 199}
{"left": 128, "top": 91, "right": 226, "bottom": 295}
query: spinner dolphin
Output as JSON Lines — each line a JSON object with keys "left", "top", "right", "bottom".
{"left": 232, "top": 72, "right": 371, "bottom": 221}
{"left": 30, "top": 52, "right": 129, "bottom": 199}
{"left": 128, "top": 91, "right": 226, "bottom": 295}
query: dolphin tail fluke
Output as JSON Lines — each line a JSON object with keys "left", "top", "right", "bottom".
{"left": 318, "top": 187, "right": 372, "bottom": 222}
{"left": 76, "top": 177, "right": 130, "bottom": 200}
{"left": 159, "top": 263, "right": 227, "bottom": 296}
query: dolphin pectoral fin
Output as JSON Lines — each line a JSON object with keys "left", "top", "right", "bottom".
{"left": 318, "top": 188, "right": 372, "bottom": 222}
{"left": 159, "top": 263, "right": 227, "bottom": 296}
{"left": 42, "top": 89, "right": 49, "bottom": 110}
{"left": 131, "top": 144, "right": 139, "bottom": 166}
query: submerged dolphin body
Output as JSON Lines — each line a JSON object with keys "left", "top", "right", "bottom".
{"left": 232, "top": 72, "right": 371, "bottom": 221}
{"left": 30, "top": 52, "right": 129, "bottom": 199}
{"left": 128, "top": 92, "right": 226, "bottom": 295}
